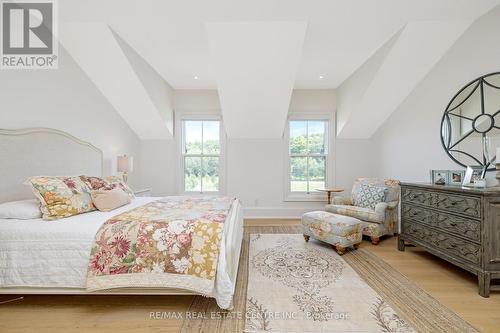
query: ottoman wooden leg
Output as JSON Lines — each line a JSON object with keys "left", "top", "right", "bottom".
{"left": 303, "top": 234, "right": 310, "bottom": 242}
{"left": 333, "top": 245, "right": 346, "bottom": 255}
{"left": 371, "top": 236, "right": 380, "bottom": 245}
{"left": 353, "top": 243, "right": 360, "bottom": 250}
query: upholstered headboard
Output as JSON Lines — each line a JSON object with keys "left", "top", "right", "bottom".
{"left": 0, "top": 128, "right": 103, "bottom": 203}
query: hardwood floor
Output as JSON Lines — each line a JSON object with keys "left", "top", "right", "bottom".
{"left": 1, "top": 219, "right": 499, "bottom": 333}
{"left": 366, "top": 235, "right": 500, "bottom": 333}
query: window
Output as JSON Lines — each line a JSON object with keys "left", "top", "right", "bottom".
{"left": 182, "top": 120, "right": 221, "bottom": 193}
{"left": 287, "top": 119, "right": 329, "bottom": 194}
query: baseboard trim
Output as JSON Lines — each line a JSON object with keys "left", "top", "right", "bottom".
{"left": 244, "top": 219, "right": 300, "bottom": 227}
{"left": 243, "top": 206, "right": 322, "bottom": 219}
{"left": 244, "top": 216, "right": 302, "bottom": 219}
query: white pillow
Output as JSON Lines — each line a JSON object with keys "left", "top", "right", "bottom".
{"left": 0, "top": 199, "right": 42, "bottom": 219}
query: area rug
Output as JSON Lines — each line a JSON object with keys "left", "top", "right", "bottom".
{"left": 180, "top": 226, "right": 479, "bottom": 333}
{"left": 246, "top": 233, "right": 413, "bottom": 332}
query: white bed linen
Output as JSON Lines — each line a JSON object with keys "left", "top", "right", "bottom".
{"left": 0, "top": 197, "right": 243, "bottom": 309}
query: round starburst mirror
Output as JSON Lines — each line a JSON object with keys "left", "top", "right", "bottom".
{"left": 441, "top": 72, "right": 500, "bottom": 173}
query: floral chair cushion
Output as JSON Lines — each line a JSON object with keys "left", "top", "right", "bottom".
{"left": 359, "top": 220, "right": 389, "bottom": 238}
{"left": 26, "top": 176, "right": 95, "bottom": 220}
{"left": 325, "top": 204, "right": 384, "bottom": 224}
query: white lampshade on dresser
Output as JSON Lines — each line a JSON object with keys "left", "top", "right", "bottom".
{"left": 117, "top": 155, "right": 133, "bottom": 183}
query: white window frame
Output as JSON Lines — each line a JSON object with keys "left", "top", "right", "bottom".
{"left": 177, "top": 113, "right": 226, "bottom": 195}
{"left": 284, "top": 112, "right": 335, "bottom": 202}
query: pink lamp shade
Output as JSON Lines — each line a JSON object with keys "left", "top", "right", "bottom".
{"left": 117, "top": 155, "right": 133, "bottom": 173}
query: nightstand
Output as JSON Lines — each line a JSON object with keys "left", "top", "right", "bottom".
{"left": 134, "top": 188, "right": 152, "bottom": 197}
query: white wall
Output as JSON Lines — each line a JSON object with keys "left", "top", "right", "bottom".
{"left": 231, "top": 90, "right": 375, "bottom": 217}
{"left": 174, "top": 90, "right": 221, "bottom": 113}
{"left": 370, "top": 6, "right": 500, "bottom": 185}
{"left": 139, "top": 139, "right": 176, "bottom": 194}
{"left": 0, "top": 45, "right": 142, "bottom": 187}
{"left": 137, "top": 90, "right": 220, "bottom": 196}
{"left": 138, "top": 89, "right": 375, "bottom": 218}
{"left": 335, "top": 138, "right": 378, "bottom": 191}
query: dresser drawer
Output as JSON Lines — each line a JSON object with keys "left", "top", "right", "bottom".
{"left": 403, "top": 222, "right": 481, "bottom": 264}
{"left": 435, "top": 193, "right": 481, "bottom": 219}
{"left": 402, "top": 204, "right": 481, "bottom": 243}
{"left": 401, "top": 187, "right": 432, "bottom": 207}
{"left": 401, "top": 205, "right": 432, "bottom": 224}
{"left": 433, "top": 212, "right": 481, "bottom": 242}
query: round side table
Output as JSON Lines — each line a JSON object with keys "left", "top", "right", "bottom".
{"left": 315, "top": 188, "right": 344, "bottom": 204}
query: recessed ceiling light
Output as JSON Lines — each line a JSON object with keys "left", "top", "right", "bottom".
{"left": 319, "top": 75, "right": 325, "bottom": 80}
{"left": 194, "top": 76, "right": 199, "bottom": 80}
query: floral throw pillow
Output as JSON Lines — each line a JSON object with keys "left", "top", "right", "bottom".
{"left": 353, "top": 184, "right": 387, "bottom": 210}
{"left": 25, "top": 176, "right": 95, "bottom": 220}
{"left": 80, "top": 175, "right": 135, "bottom": 198}
{"left": 79, "top": 175, "right": 110, "bottom": 191}
{"left": 105, "top": 175, "right": 135, "bottom": 198}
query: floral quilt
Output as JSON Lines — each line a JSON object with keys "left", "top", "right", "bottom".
{"left": 86, "top": 196, "right": 235, "bottom": 295}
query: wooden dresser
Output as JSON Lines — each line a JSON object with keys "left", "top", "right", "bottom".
{"left": 399, "top": 182, "right": 500, "bottom": 297}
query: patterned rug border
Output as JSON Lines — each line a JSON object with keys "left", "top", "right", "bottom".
{"left": 180, "top": 227, "right": 479, "bottom": 333}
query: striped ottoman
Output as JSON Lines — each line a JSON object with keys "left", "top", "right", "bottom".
{"left": 301, "top": 211, "right": 362, "bottom": 255}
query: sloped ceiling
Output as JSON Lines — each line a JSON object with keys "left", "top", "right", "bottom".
{"left": 336, "top": 31, "right": 401, "bottom": 136}
{"left": 337, "top": 20, "right": 474, "bottom": 138}
{"left": 57, "top": 0, "right": 500, "bottom": 140}
{"left": 60, "top": 0, "right": 500, "bottom": 89}
{"left": 112, "top": 30, "right": 174, "bottom": 136}
{"left": 58, "top": 23, "right": 173, "bottom": 140}
{"left": 206, "top": 22, "right": 307, "bottom": 138}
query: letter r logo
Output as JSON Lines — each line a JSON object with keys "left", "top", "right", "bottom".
{"left": 2, "top": 2, "right": 53, "bottom": 54}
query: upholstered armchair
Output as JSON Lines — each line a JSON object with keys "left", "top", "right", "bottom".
{"left": 325, "top": 178, "right": 400, "bottom": 245}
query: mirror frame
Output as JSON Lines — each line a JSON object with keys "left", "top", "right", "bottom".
{"left": 440, "top": 72, "right": 500, "bottom": 173}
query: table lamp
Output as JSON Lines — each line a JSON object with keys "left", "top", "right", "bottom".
{"left": 117, "top": 155, "right": 133, "bottom": 183}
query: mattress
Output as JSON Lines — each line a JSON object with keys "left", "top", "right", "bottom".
{"left": 0, "top": 197, "right": 243, "bottom": 308}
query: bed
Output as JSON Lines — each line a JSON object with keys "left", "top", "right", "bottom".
{"left": 0, "top": 128, "right": 244, "bottom": 309}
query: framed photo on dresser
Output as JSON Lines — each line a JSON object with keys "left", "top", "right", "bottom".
{"left": 430, "top": 169, "right": 466, "bottom": 185}
{"left": 430, "top": 170, "right": 449, "bottom": 185}
{"left": 449, "top": 170, "right": 465, "bottom": 185}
